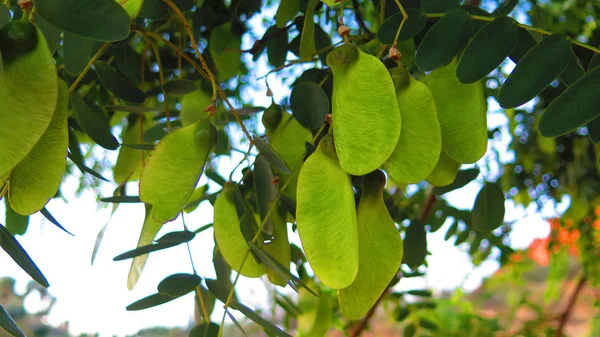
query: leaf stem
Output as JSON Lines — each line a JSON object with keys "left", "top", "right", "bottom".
{"left": 69, "top": 42, "right": 111, "bottom": 94}
{"left": 150, "top": 43, "right": 172, "bottom": 127}
{"left": 195, "top": 285, "right": 211, "bottom": 323}
{"left": 392, "top": 0, "right": 409, "bottom": 46}
{"left": 425, "top": 13, "right": 600, "bottom": 54}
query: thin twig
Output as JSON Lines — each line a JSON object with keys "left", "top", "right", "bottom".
{"left": 150, "top": 43, "right": 172, "bottom": 127}
{"left": 69, "top": 42, "right": 111, "bottom": 94}
{"left": 349, "top": 289, "right": 390, "bottom": 337}
{"left": 554, "top": 275, "right": 587, "bottom": 337}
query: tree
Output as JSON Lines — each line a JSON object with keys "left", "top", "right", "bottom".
{"left": 0, "top": 0, "right": 598, "bottom": 336}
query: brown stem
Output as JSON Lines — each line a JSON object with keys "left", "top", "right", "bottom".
{"left": 554, "top": 275, "right": 587, "bottom": 337}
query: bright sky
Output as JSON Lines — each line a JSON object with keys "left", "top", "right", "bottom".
{"left": 0, "top": 3, "right": 571, "bottom": 337}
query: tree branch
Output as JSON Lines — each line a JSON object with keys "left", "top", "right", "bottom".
{"left": 554, "top": 275, "right": 587, "bottom": 337}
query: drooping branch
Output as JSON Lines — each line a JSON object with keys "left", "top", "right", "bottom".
{"left": 554, "top": 275, "right": 587, "bottom": 337}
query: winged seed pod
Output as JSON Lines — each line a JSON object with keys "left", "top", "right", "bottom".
{"left": 214, "top": 183, "right": 266, "bottom": 277}
{"left": 338, "top": 170, "right": 403, "bottom": 320}
{"left": 426, "top": 151, "right": 461, "bottom": 186}
{"left": 326, "top": 43, "right": 401, "bottom": 176}
{"left": 8, "top": 79, "right": 69, "bottom": 215}
{"left": 0, "top": 21, "right": 58, "bottom": 178}
{"left": 139, "top": 119, "right": 218, "bottom": 223}
{"left": 263, "top": 204, "right": 292, "bottom": 286}
{"left": 386, "top": 65, "right": 441, "bottom": 184}
{"left": 296, "top": 134, "right": 358, "bottom": 289}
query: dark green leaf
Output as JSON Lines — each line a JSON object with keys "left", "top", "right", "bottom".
{"left": 498, "top": 34, "right": 571, "bottom": 108}
{"left": 587, "top": 116, "right": 600, "bottom": 144}
{"left": 63, "top": 33, "right": 95, "bottom": 75}
{"left": 290, "top": 82, "right": 329, "bottom": 130}
{"left": 205, "top": 278, "right": 237, "bottom": 306}
{"left": 5, "top": 200, "right": 28, "bottom": 236}
{"left": 588, "top": 53, "right": 600, "bottom": 71}
{"left": 407, "top": 289, "right": 432, "bottom": 297}
{"left": 558, "top": 50, "right": 585, "bottom": 86}
{"left": 419, "top": 318, "right": 439, "bottom": 330}
{"left": 205, "top": 170, "right": 227, "bottom": 187}
{"left": 156, "top": 230, "right": 196, "bottom": 243}
{"left": 71, "top": 93, "right": 120, "bottom": 150}
{"left": 36, "top": 0, "right": 130, "bottom": 41}
{"left": 492, "top": 0, "right": 518, "bottom": 16}
{"left": 265, "top": 26, "right": 288, "bottom": 68}
{"left": 113, "top": 231, "right": 194, "bottom": 261}
{"left": 162, "top": 79, "right": 198, "bottom": 95}
{"left": 456, "top": 16, "right": 518, "bottom": 83}
{"left": 432, "top": 168, "right": 479, "bottom": 195}
{"left": 105, "top": 105, "right": 163, "bottom": 114}
{"left": 279, "top": 194, "right": 296, "bottom": 219}
{"left": 40, "top": 207, "right": 74, "bottom": 236}
{"left": 194, "top": 223, "right": 213, "bottom": 234}
{"left": 35, "top": 15, "right": 62, "bottom": 54}
{"left": 95, "top": 60, "right": 146, "bottom": 103}
{"left": 122, "top": 143, "right": 155, "bottom": 150}
{"left": 377, "top": 9, "right": 427, "bottom": 45}
{"left": 139, "top": 0, "right": 169, "bottom": 19}
{"left": 0, "top": 304, "right": 25, "bottom": 337}
{"left": 508, "top": 28, "right": 537, "bottom": 64}
{"left": 538, "top": 67, "right": 600, "bottom": 137}
{"left": 253, "top": 137, "right": 292, "bottom": 174}
{"left": 189, "top": 323, "right": 219, "bottom": 337}
{"left": 461, "top": 5, "right": 492, "bottom": 32}
{"left": 111, "top": 42, "right": 142, "bottom": 85}
{"left": 226, "top": 310, "right": 248, "bottom": 337}
{"left": 395, "top": 307, "right": 410, "bottom": 322}
{"left": 233, "top": 301, "right": 293, "bottom": 337}
{"left": 143, "top": 120, "right": 182, "bottom": 142}
{"left": 0, "top": 4, "right": 9, "bottom": 29}
{"left": 0, "top": 224, "right": 49, "bottom": 287}
{"left": 100, "top": 195, "right": 142, "bottom": 203}
{"left": 403, "top": 220, "right": 427, "bottom": 269}
{"left": 403, "top": 324, "right": 416, "bottom": 337}
{"left": 415, "top": 9, "right": 473, "bottom": 71}
{"left": 67, "top": 152, "right": 110, "bottom": 182}
{"left": 253, "top": 155, "right": 277, "bottom": 232}
{"left": 157, "top": 273, "right": 201, "bottom": 297}
{"left": 472, "top": 182, "right": 505, "bottom": 232}
{"left": 444, "top": 221, "right": 459, "bottom": 240}
{"left": 314, "top": 24, "right": 331, "bottom": 65}
{"left": 421, "top": 0, "right": 461, "bottom": 13}
{"left": 126, "top": 293, "right": 177, "bottom": 311}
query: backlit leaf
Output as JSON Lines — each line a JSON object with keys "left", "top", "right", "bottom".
{"left": 180, "top": 87, "right": 211, "bottom": 126}
{"left": 139, "top": 120, "right": 217, "bottom": 223}
{"left": 472, "top": 182, "right": 505, "bottom": 232}
{"left": 0, "top": 22, "right": 58, "bottom": 177}
{"left": 327, "top": 43, "right": 401, "bottom": 175}
{"left": 296, "top": 135, "right": 358, "bottom": 289}
{"left": 127, "top": 204, "right": 164, "bottom": 290}
{"left": 426, "top": 151, "right": 461, "bottom": 186}
{"left": 36, "top": 0, "right": 131, "bottom": 41}
{"left": 118, "top": 0, "right": 144, "bottom": 19}
{"left": 114, "top": 119, "right": 147, "bottom": 184}
{"left": 498, "top": 34, "right": 571, "bottom": 108}
{"left": 415, "top": 9, "right": 472, "bottom": 71}
{"left": 209, "top": 23, "right": 241, "bottom": 80}
{"left": 299, "top": 0, "right": 319, "bottom": 61}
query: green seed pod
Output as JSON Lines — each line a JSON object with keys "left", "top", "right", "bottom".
{"left": 180, "top": 86, "right": 211, "bottom": 126}
{"left": 0, "top": 20, "right": 38, "bottom": 64}
{"left": 214, "top": 183, "right": 266, "bottom": 277}
{"left": 426, "top": 151, "right": 461, "bottom": 186}
{"left": 338, "top": 170, "right": 403, "bottom": 320}
{"left": 386, "top": 65, "right": 441, "bottom": 184}
{"left": 263, "top": 204, "right": 291, "bottom": 287}
{"left": 296, "top": 134, "right": 358, "bottom": 289}
{"left": 327, "top": 43, "right": 401, "bottom": 176}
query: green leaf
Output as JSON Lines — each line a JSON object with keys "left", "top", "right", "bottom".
{"left": 126, "top": 293, "right": 177, "bottom": 311}
{"left": 114, "top": 120, "right": 149, "bottom": 184}
{"left": 456, "top": 16, "right": 518, "bottom": 84}
{"left": 111, "top": 42, "right": 142, "bottom": 85}
{"left": 138, "top": 0, "right": 169, "bottom": 20}
{"left": 0, "top": 4, "right": 9, "bottom": 29}
{"left": 0, "top": 22, "right": 58, "bottom": 178}
{"left": 162, "top": 79, "right": 198, "bottom": 95}
{"left": 338, "top": 171, "right": 403, "bottom": 320}
{"left": 498, "top": 34, "right": 571, "bottom": 108}
{"left": 35, "top": 15, "right": 62, "bottom": 55}
{"left": 4, "top": 200, "right": 29, "bottom": 236}
{"left": 95, "top": 60, "right": 146, "bottom": 103}
{"left": 209, "top": 23, "right": 241, "bottom": 80}
{"left": 234, "top": 301, "right": 294, "bottom": 337}
{"left": 118, "top": 0, "right": 144, "bottom": 19}
{"left": 253, "top": 137, "right": 292, "bottom": 174}
{"left": 0, "top": 223, "right": 49, "bottom": 287}
{"left": 587, "top": 117, "right": 600, "bottom": 144}
{"left": 126, "top": 205, "right": 164, "bottom": 289}
{"left": 139, "top": 120, "right": 218, "bottom": 223}
{"left": 67, "top": 152, "right": 110, "bottom": 182}
{"left": 180, "top": 87, "right": 211, "bottom": 126}
{"left": 0, "top": 304, "right": 25, "bottom": 337}
{"left": 36, "top": 0, "right": 131, "bottom": 41}
{"left": 588, "top": 53, "right": 600, "bottom": 71}
{"left": 327, "top": 43, "right": 401, "bottom": 175}
{"left": 184, "top": 185, "right": 209, "bottom": 213}
{"left": 403, "top": 220, "right": 427, "bottom": 269}
{"left": 432, "top": 168, "right": 479, "bottom": 195}
{"left": 296, "top": 135, "right": 358, "bottom": 289}
{"left": 189, "top": 323, "right": 219, "bottom": 337}
{"left": 472, "top": 182, "right": 505, "bottom": 232}
{"left": 290, "top": 82, "right": 329, "bottom": 130}
{"left": 299, "top": 0, "right": 319, "bottom": 61}
{"left": 421, "top": 0, "right": 461, "bottom": 13}
{"left": 157, "top": 273, "right": 201, "bottom": 297}
{"left": 226, "top": 310, "right": 248, "bottom": 337}
{"left": 508, "top": 28, "right": 537, "bottom": 64}
{"left": 492, "top": 0, "right": 518, "bottom": 16}
{"left": 425, "top": 61, "right": 487, "bottom": 164}
{"left": 275, "top": 0, "right": 299, "bottom": 28}
{"left": 265, "top": 26, "right": 289, "bottom": 68}
{"left": 415, "top": 9, "right": 472, "bottom": 71}
{"left": 314, "top": 24, "right": 332, "bottom": 65}
{"left": 253, "top": 155, "right": 277, "bottom": 232}
{"left": 63, "top": 33, "right": 95, "bottom": 75}
{"left": 121, "top": 143, "right": 155, "bottom": 150}
{"left": 8, "top": 78, "right": 69, "bottom": 216}
{"left": 71, "top": 93, "right": 120, "bottom": 150}
{"left": 40, "top": 207, "right": 73, "bottom": 236}
{"left": 386, "top": 65, "right": 441, "bottom": 184}
{"left": 558, "top": 50, "right": 584, "bottom": 86}
{"left": 205, "top": 278, "right": 236, "bottom": 305}
{"left": 407, "top": 289, "right": 432, "bottom": 297}
{"left": 426, "top": 151, "right": 461, "bottom": 186}
{"left": 100, "top": 195, "right": 142, "bottom": 203}
{"left": 377, "top": 9, "right": 427, "bottom": 45}
{"left": 114, "top": 230, "right": 194, "bottom": 261}
{"left": 404, "top": 324, "right": 416, "bottom": 337}
{"left": 538, "top": 67, "right": 600, "bottom": 137}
